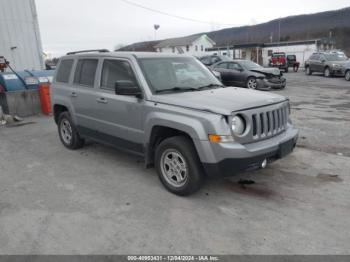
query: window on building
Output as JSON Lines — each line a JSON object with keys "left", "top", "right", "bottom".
{"left": 186, "top": 45, "right": 190, "bottom": 52}
{"left": 100, "top": 59, "right": 137, "bottom": 90}
{"left": 195, "top": 45, "right": 198, "bottom": 51}
{"left": 268, "top": 50, "right": 273, "bottom": 56}
{"left": 201, "top": 45, "right": 204, "bottom": 51}
{"left": 56, "top": 59, "right": 74, "bottom": 83}
{"left": 74, "top": 59, "right": 98, "bottom": 87}
{"left": 172, "top": 47, "right": 175, "bottom": 53}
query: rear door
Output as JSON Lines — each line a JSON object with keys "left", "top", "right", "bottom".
{"left": 93, "top": 58, "right": 144, "bottom": 154}
{"left": 227, "top": 62, "right": 246, "bottom": 86}
{"left": 212, "top": 62, "right": 230, "bottom": 85}
{"left": 71, "top": 58, "right": 100, "bottom": 134}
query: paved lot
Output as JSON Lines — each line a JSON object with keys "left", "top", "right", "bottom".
{"left": 0, "top": 71, "right": 350, "bottom": 254}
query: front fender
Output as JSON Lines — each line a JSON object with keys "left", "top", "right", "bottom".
{"left": 144, "top": 111, "right": 209, "bottom": 142}
{"left": 143, "top": 111, "right": 225, "bottom": 163}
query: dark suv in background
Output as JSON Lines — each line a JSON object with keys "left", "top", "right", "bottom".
{"left": 305, "top": 51, "right": 348, "bottom": 77}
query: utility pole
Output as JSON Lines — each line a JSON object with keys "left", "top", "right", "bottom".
{"left": 278, "top": 18, "right": 281, "bottom": 51}
{"left": 154, "top": 24, "right": 160, "bottom": 40}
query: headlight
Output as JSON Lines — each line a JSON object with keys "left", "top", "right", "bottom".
{"left": 332, "top": 64, "right": 340, "bottom": 68}
{"left": 232, "top": 115, "right": 246, "bottom": 135}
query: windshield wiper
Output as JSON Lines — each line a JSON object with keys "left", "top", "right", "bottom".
{"left": 196, "top": 83, "right": 224, "bottom": 90}
{"left": 155, "top": 87, "right": 199, "bottom": 94}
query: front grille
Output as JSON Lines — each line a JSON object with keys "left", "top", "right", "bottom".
{"left": 232, "top": 101, "right": 289, "bottom": 144}
{"left": 251, "top": 105, "right": 288, "bottom": 140}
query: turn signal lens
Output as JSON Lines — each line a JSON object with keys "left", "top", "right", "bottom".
{"left": 208, "top": 135, "right": 234, "bottom": 143}
{"left": 209, "top": 135, "right": 221, "bottom": 143}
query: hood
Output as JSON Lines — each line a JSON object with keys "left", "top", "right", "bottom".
{"left": 150, "top": 87, "right": 287, "bottom": 115}
{"left": 250, "top": 67, "right": 281, "bottom": 76}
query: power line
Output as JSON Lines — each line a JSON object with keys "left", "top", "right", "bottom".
{"left": 118, "top": 0, "right": 240, "bottom": 27}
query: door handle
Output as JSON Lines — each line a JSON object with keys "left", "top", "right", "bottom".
{"left": 97, "top": 97, "right": 108, "bottom": 104}
{"left": 71, "top": 92, "right": 77, "bottom": 98}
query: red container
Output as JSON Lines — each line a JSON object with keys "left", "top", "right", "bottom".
{"left": 38, "top": 84, "right": 51, "bottom": 115}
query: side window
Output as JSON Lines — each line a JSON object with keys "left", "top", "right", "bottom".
{"left": 74, "top": 59, "right": 98, "bottom": 87}
{"left": 319, "top": 55, "right": 326, "bottom": 61}
{"left": 215, "top": 62, "right": 228, "bottom": 69}
{"left": 310, "top": 54, "right": 319, "bottom": 61}
{"left": 56, "top": 59, "right": 73, "bottom": 83}
{"left": 228, "top": 63, "right": 242, "bottom": 71}
{"left": 100, "top": 59, "right": 137, "bottom": 90}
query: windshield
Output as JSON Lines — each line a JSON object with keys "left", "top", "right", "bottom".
{"left": 324, "top": 53, "right": 348, "bottom": 61}
{"left": 138, "top": 57, "right": 222, "bottom": 94}
{"left": 239, "top": 60, "right": 262, "bottom": 70}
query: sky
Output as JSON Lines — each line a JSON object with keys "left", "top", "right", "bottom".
{"left": 36, "top": 0, "right": 350, "bottom": 57}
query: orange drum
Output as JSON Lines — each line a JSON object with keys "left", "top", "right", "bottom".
{"left": 38, "top": 84, "right": 51, "bottom": 115}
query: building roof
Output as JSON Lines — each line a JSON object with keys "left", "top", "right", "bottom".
{"left": 154, "top": 34, "right": 215, "bottom": 48}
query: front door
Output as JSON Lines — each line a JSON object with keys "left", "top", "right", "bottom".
{"left": 94, "top": 58, "right": 144, "bottom": 154}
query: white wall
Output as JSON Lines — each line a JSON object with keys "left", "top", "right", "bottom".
{"left": 0, "top": 0, "right": 44, "bottom": 71}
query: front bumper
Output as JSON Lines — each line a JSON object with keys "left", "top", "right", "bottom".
{"left": 257, "top": 77, "right": 286, "bottom": 90}
{"left": 331, "top": 68, "right": 345, "bottom": 76}
{"left": 200, "top": 126, "right": 299, "bottom": 177}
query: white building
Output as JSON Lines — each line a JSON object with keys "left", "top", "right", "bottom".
{"left": 154, "top": 34, "right": 216, "bottom": 56}
{"left": 0, "top": 0, "right": 44, "bottom": 71}
{"left": 206, "top": 39, "right": 335, "bottom": 67}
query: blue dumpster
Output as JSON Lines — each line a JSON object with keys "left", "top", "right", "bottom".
{"left": 0, "top": 70, "right": 55, "bottom": 117}
{"left": 0, "top": 70, "right": 55, "bottom": 92}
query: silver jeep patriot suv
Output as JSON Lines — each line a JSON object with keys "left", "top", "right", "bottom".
{"left": 52, "top": 50, "right": 298, "bottom": 196}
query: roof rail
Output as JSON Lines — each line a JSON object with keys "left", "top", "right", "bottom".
{"left": 66, "top": 49, "right": 110, "bottom": 55}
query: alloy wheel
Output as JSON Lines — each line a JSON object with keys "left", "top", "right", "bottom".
{"left": 247, "top": 78, "right": 257, "bottom": 89}
{"left": 324, "top": 68, "right": 330, "bottom": 77}
{"left": 60, "top": 119, "right": 73, "bottom": 145}
{"left": 160, "top": 149, "right": 188, "bottom": 188}
{"left": 345, "top": 71, "right": 350, "bottom": 81}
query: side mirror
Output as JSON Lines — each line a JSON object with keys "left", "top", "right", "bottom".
{"left": 115, "top": 80, "right": 142, "bottom": 98}
{"left": 321, "top": 59, "right": 326, "bottom": 63}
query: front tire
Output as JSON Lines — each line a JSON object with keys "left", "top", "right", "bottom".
{"left": 155, "top": 136, "right": 204, "bottom": 196}
{"left": 306, "top": 66, "right": 312, "bottom": 75}
{"left": 324, "top": 67, "right": 331, "bottom": 77}
{"left": 246, "top": 77, "right": 258, "bottom": 89}
{"left": 58, "top": 112, "right": 85, "bottom": 149}
{"left": 345, "top": 70, "right": 350, "bottom": 81}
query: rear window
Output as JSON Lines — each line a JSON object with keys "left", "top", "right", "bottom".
{"left": 56, "top": 59, "right": 73, "bottom": 83}
{"left": 74, "top": 59, "right": 98, "bottom": 87}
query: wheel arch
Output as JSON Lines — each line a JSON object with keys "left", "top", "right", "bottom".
{"left": 53, "top": 104, "right": 68, "bottom": 124}
{"left": 144, "top": 113, "right": 212, "bottom": 167}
